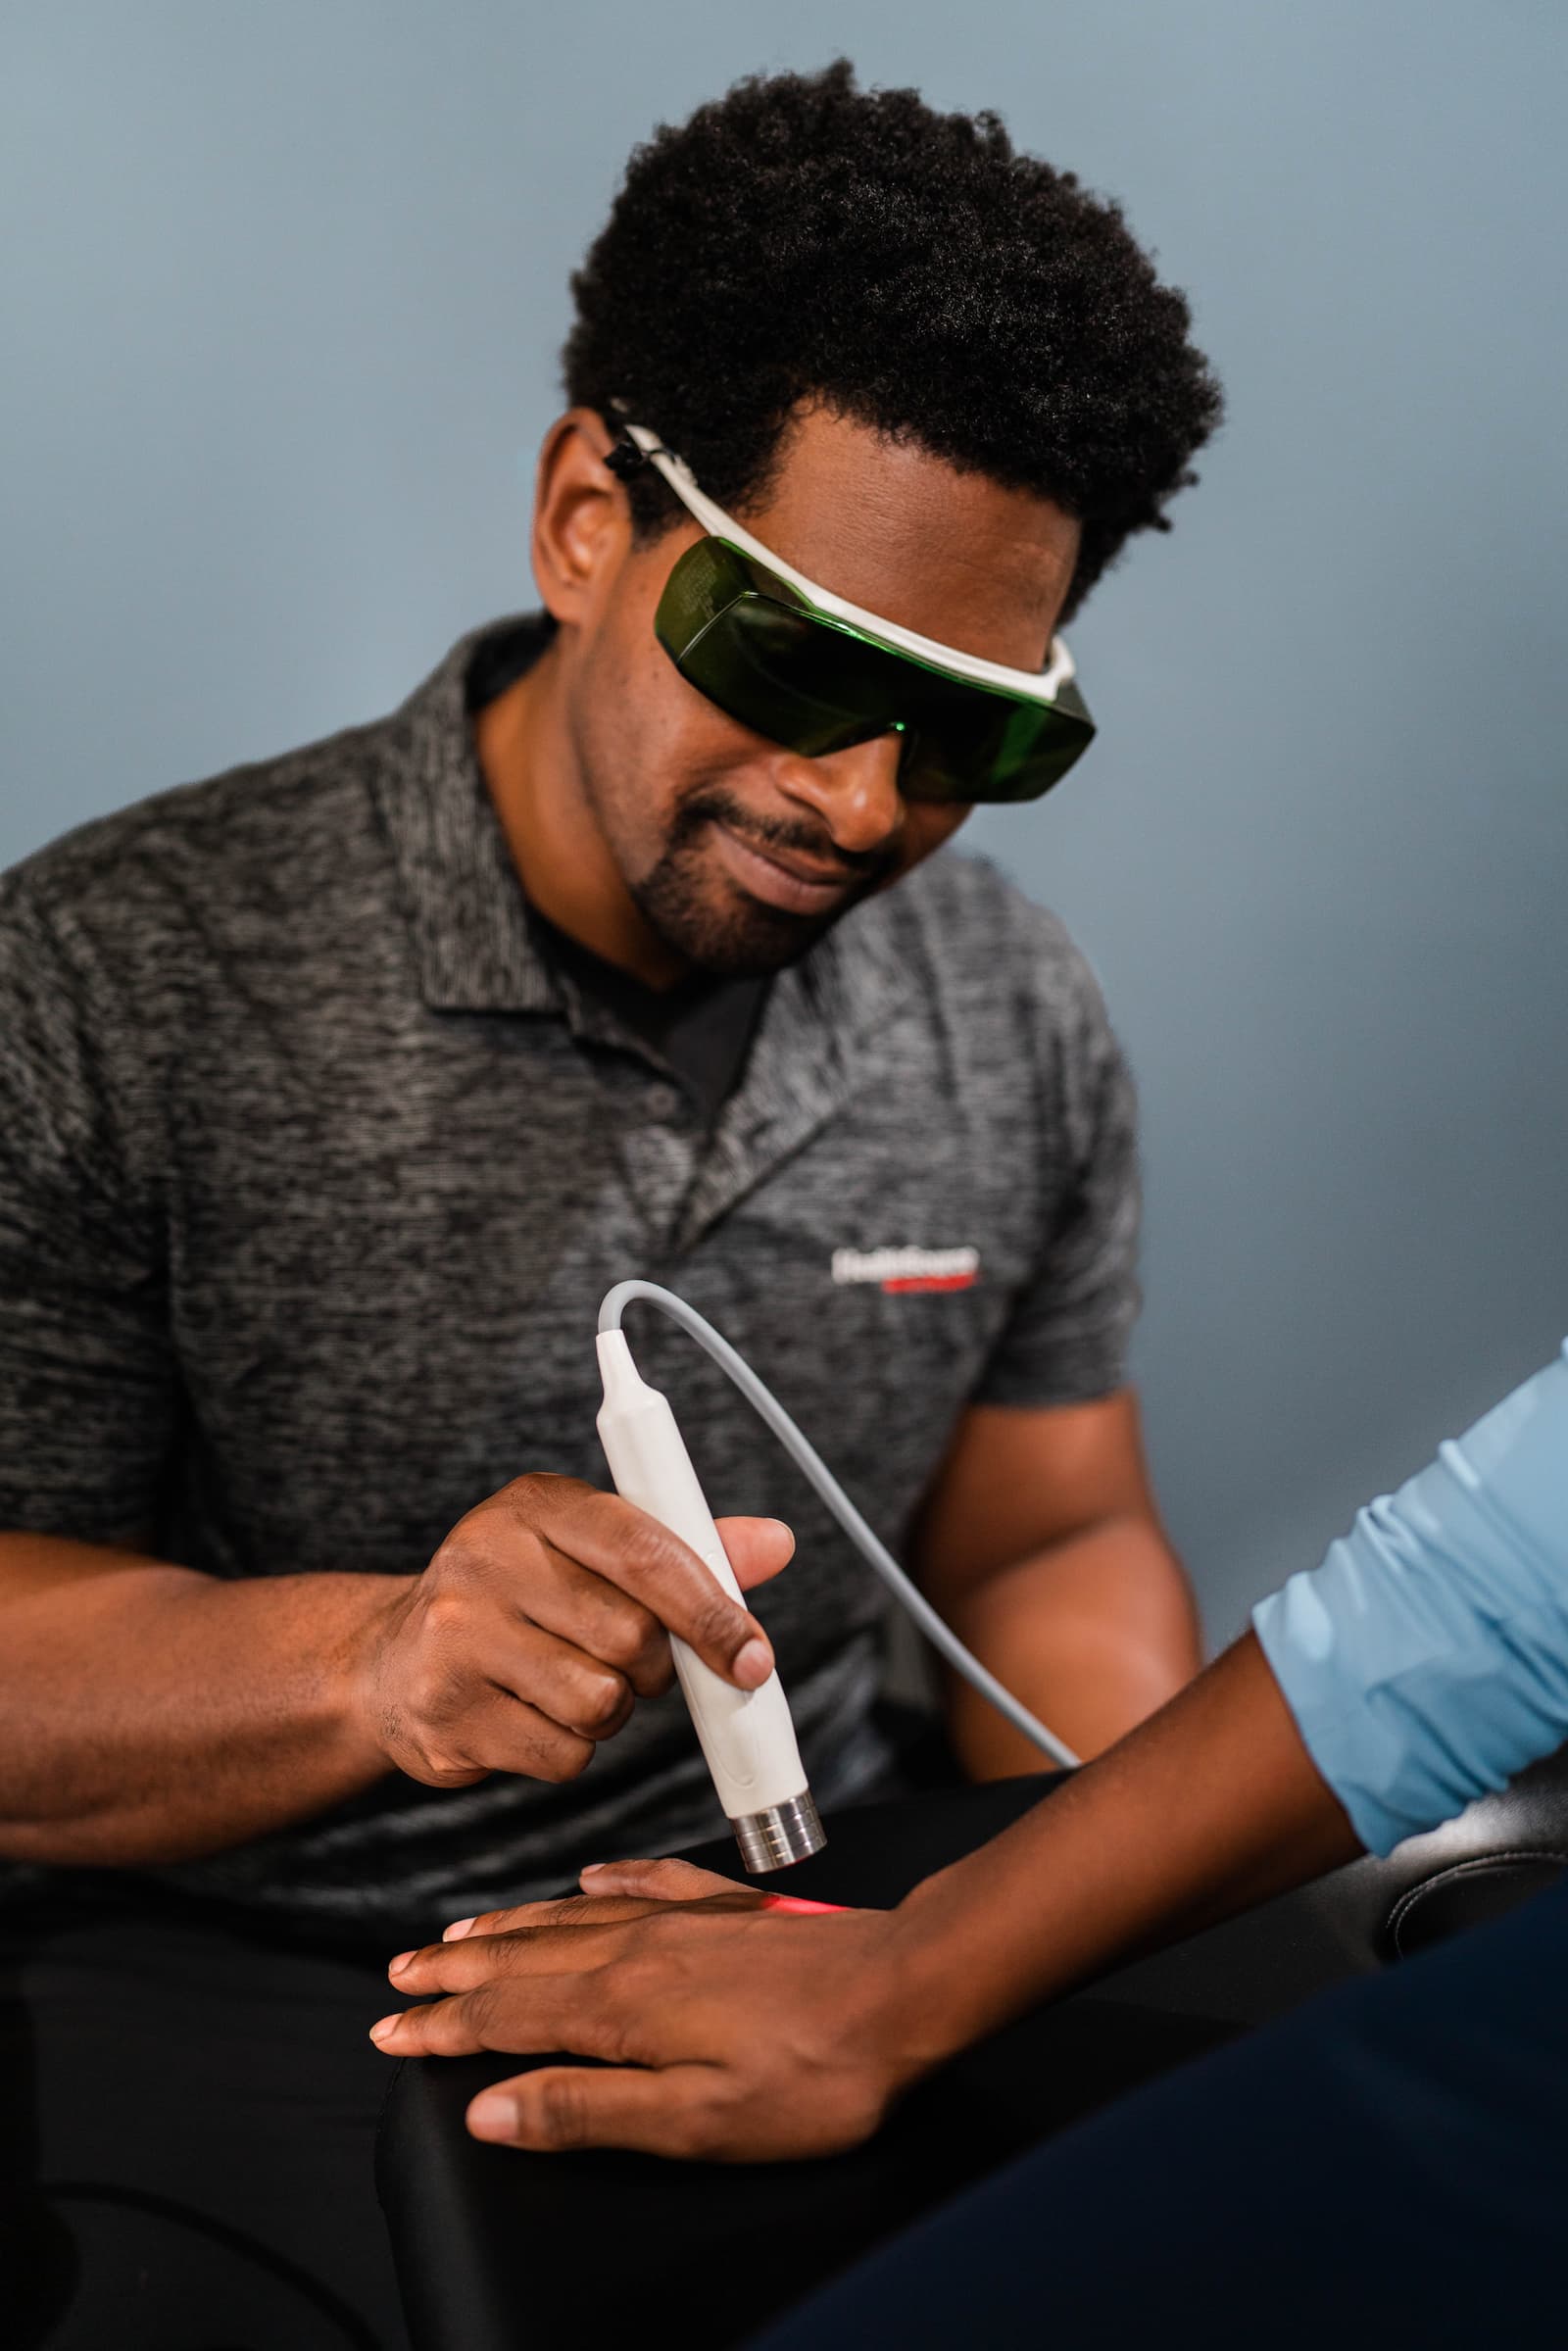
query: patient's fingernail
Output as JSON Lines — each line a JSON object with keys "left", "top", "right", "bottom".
{"left": 388, "top": 1951, "right": 415, "bottom": 1976}
{"left": 368, "top": 2016, "right": 400, "bottom": 2045}
{"left": 733, "top": 1638, "right": 772, "bottom": 1688}
{"left": 443, "top": 1917, "right": 476, "bottom": 1941}
{"left": 579, "top": 1864, "right": 608, "bottom": 1880}
{"left": 468, "top": 2092, "right": 517, "bottom": 2140}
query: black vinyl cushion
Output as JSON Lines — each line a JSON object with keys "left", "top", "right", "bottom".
{"left": 1297, "top": 1743, "right": 1568, "bottom": 1966}
{"left": 1386, "top": 1853, "right": 1568, "bottom": 1957}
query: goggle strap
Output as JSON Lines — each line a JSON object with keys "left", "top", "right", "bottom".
{"left": 604, "top": 429, "right": 680, "bottom": 482}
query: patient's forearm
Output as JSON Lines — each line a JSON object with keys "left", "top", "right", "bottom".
{"left": 942, "top": 1515, "right": 1201, "bottom": 1773}
{"left": 0, "top": 1535, "right": 395, "bottom": 1866}
{"left": 900, "top": 1631, "right": 1360, "bottom": 2059}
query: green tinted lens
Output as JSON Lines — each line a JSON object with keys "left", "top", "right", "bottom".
{"left": 891, "top": 666, "right": 1096, "bottom": 806}
{"left": 657, "top": 541, "right": 895, "bottom": 757}
{"left": 655, "top": 539, "right": 1094, "bottom": 806}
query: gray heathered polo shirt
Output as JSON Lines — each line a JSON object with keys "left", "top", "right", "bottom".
{"left": 0, "top": 617, "right": 1139, "bottom": 1937}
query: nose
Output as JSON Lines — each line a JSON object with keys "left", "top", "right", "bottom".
{"left": 774, "top": 730, "right": 906, "bottom": 857}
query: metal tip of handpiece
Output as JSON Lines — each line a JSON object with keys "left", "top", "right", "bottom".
{"left": 731, "top": 1790, "right": 826, "bottom": 1875}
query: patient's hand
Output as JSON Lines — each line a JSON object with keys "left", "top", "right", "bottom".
{"left": 369, "top": 1856, "right": 935, "bottom": 2160}
{"left": 353, "top": 1478, "right": 791, "bottom": 1788}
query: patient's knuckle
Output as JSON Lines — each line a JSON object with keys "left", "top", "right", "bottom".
{"left": 454, "top": 1935, "right": 514, "bottom": 1985}
{"left": 667, "top": 2082, "right": 728, "bottom": 2158}
{"left": 609, "top": 1951, "right": 667, "bottom": 2016}
{"left": 532, "top": 2070, "right": 594, "bottom": 2149}
{"left": 463, "top": 1982, "right": 504, "bottom": 2043}
{"left": 545, "top": 1893, "right": 598, "bottom": 1928}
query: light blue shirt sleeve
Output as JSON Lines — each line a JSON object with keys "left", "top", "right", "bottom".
{"left": 1252, "top": 1340, "right": 1568, "bottom": 1856}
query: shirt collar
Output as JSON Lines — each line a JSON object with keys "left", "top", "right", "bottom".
{"left": 371, "top": 614, "right": 561, "bottom": 1013}
{"left": 369, "top": 615, "right": 908, "bottom": 1051}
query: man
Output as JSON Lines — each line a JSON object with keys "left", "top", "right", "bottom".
{"left": 0, "top": 60, "right": 1219, "bottom": 2349}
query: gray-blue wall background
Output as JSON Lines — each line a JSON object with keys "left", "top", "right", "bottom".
{"left": 4, "top": 3, "right": 1564, "bottom": 1642}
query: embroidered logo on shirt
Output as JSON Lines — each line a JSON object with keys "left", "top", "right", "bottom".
{"left": 830, "top": 1246, "right": 981, "bottom": 1294}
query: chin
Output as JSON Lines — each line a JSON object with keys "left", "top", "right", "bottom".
{"left": 638, "top": 877, "right": 854, "bottom": 979}
{"left": 673, "top": 912, "right": 828, "bottom": 979}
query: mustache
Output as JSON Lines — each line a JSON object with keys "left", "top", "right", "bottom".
{"left": 670, "top": 789, "right": 896, "bottom": 887}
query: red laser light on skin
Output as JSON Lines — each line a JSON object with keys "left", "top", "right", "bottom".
{"left": 760, "top": 1894, "right": 850, "bottom": 1916}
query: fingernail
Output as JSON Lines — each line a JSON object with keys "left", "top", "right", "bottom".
{"left": 733, "top": 1637, "right": 772, "bottom": 1689}
{"left": 388, "top": 1950, "right": 415, "bottom": 1976}
{"left": 766, "top": 1519, "right": 796, "bottom": 1556}
{"left": 468, "top": 2092, "right": 517, "bottom": 2140}
{"left": 443, "top": 1917, "right": 476, "bottom": 1941}
{"left": 368, "top": 2016, "right": 400, "bottom": 2045}
{"left": 579, "top": 1864, "right": 607, "bottom": 1879}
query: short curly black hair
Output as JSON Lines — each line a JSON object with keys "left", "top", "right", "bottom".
{"left": 564, "top": 59, "right": 1223, "bottom": 620}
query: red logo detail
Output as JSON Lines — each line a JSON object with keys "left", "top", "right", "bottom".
{"left": 880, "top": 1271, "right": 979, "bottom": 1294}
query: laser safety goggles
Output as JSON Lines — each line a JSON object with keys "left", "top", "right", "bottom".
{"left": 606, "top": 422, "right": 1096, "bottom": 807}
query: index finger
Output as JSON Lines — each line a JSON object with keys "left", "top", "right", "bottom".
{"left": 514, "top": 1483, "right": 776, "bottom": 1690}
{"left": 393, "top": 1896, "right": 763, "bottom": 1994}
{"left": 444, "top": 1857, "right": 747, "bottom": 1940}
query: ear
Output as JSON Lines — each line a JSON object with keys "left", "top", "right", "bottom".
{"left": 528, "top": 407, "right": 632, "bottom": 629}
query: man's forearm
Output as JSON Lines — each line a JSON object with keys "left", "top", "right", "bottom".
{"left": 0, "top": 1535, "right": 400, "bottom": 1866}
{"left": 898, "top": 1630, "right": 1360, "bottom": 2063}
{"left": 941, "top": 1513, "right": 1201, "bottom": 1773}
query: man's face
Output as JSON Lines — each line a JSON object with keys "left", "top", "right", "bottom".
{"left": 544, "top": 405, "right": 1081, "bottom": 977}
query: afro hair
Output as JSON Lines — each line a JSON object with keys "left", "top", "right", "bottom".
{"left": 564, "top": 59, "right": 1223, "bottom": 619}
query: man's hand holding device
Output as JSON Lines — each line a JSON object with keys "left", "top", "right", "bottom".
{"left": 356, "top": 1478, "right": 789, "bottom": 1788}
{"left": 0, "top": 1481, "right": 788, "bottom": 1872}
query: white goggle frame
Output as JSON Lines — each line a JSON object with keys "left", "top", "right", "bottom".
{"left": 618, "top": 421, "right": 1077, "bottom": 709}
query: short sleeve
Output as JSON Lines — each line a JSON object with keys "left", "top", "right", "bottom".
{"left": 970, "top": 933, "right": 1141, "bottom": 1408}
{"left": 0, "top": 874, "right": 177, "bottom": 1543}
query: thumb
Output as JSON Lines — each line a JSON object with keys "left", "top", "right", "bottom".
{"left": 714, "top": 1515, "right": 795, "bottom": 1592}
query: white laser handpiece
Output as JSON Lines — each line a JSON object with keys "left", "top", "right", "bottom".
{"left": 595, "top": 1278, "right": 1079, "bottom": 1876}
{"left": 595, "top": 1327, "right": 826, "bottom": 1872}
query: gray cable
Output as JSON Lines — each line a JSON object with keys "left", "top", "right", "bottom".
{"left": 600, "top": 1279, "right": 1082, "bottom": 1773}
